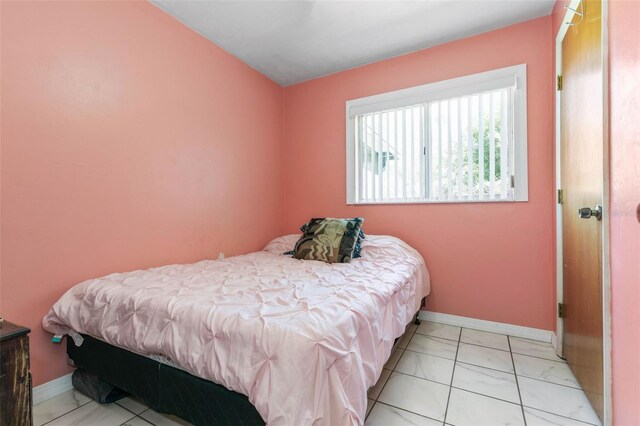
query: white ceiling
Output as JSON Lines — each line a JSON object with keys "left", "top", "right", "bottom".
{"left": 150, "top": 0, "right": 555, "bottom": 86}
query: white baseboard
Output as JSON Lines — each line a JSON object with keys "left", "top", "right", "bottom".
{"left": 551, "top": 332, "right": 558, "bottom": 350}
{"left": 33, "top": 373, "right": 74, "bottom": 405}
{"left": 418, "top": 311, "right": 554, "bottom": 343}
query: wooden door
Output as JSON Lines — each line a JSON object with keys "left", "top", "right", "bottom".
{"left": 560, "top": 0, "right": 604, "bottom": 421}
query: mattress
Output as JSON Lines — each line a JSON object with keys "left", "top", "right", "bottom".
{"left": 43, "top": 234, "right": 430, "bottom": 425}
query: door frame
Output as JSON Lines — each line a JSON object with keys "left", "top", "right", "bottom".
{"left": 554, "top": 0, "right": 612, "bottom": 424}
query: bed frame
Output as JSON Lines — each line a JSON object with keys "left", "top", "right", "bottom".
{"left": 66, "top": 311, "right": 422, "bottom": 425}
{"left": 67, "top": 336, "right": 264, "bottom": 425}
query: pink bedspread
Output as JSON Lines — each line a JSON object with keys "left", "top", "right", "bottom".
{"left": 43, "top": 235, "right": 429, "bottom": 425}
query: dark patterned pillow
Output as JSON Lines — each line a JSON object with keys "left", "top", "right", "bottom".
{"left": 299, "top": 220, "right": 365, "bottom": 258}
{"left": 292, "top": 217, "right": 364, "bottom": 263}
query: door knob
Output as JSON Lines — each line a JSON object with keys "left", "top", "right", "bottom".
{"left": 578, "top": 205, "right": 602, "bottom": 220}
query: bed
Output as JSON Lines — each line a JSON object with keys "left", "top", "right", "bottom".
{"left": 43, "top": 234, "right": 430, "bottom": 425}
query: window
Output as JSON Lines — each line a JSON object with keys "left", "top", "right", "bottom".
{"left": 346, "top": 64, "right": 528, "bottom": 204}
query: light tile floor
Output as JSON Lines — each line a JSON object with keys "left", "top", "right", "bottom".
{"left": 33, "top": 322, "right": 602, "bottom": 426}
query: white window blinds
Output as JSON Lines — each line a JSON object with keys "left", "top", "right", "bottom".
{"left": 346, "top": 64, "right": 528, "bottom": 204}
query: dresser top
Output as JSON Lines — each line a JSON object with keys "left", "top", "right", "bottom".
{"left": 0, "top": 320, "right": 31, "bottom": 342}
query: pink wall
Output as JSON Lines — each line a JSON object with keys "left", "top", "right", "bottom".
{"left": 282, "top": 17, "right": 556, "bottom": 331}
{"left": 609, "top": 1, "right": 640, "bottom": 424}
{"left": 0, "top": 1, "right": 284, "bottom": 386}
{"left": 2, "top": 2, "right": 636, "bottom": 418}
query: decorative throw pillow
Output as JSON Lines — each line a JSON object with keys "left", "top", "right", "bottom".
{"left": 298, "top": 220, "right": 365, "bottom": 258}
{"left": 292, "top": 217, "right": 364, "bottom": 263}
{"left": 300, "top": 223, "right": 366, "bottom": 241}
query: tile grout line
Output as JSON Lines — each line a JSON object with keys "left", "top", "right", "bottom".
{"left": 448, "top": 385, "right": 522, "bottom": 406}
{"left": 114, "top": 402, "right": 147, "bottom": 424}
{"left": 459, "top": 341, "right": 511, "bottom": 353}
{"left": 400, "top": 328, "right": 567, "bottom": 408}
{"left": 441, "top": 327, "right": 462, "bottom": 424}
{"left": 373, "top": 401, "right": 446, "bottom": 425}
{"left": 454, "top": 358, "right": 514, "bottom": 375}
{"left": 374, "top": 330, "right": 414, "bottom": 402}
{"left": 516, "top": 373, "right": 583, "bottom": 390}
{"left": 385, "top": 363, "right": 552, "bottom": 406}
{"left": 423, "top": 331, "right": 567, "bottom": 364}
{"left": 403, "top": 330, "right": 568, "bottom": 404}
{"left": 454, "top": 357, "right": 577, "bottom": 389}
{"left": 120, "top": 413, "right": 155, "bottom": 426}
{"left": 511, "top": 351, "right": 568, "bottom": 364}
{"left": 414, "top": 332, "right": 460, "bottom": 342}
{"left": 366, "top": 324, "right": 418, "bottom": 422}
{"left": 121, "top": 413, "right": 139, "bottom": 426}
{"left": 374, "top": 326, "right": 464, "bottom": 424}
{"left": 415, "top": 328, "right": 564, "bottom": 364}
{"left": 39, "top": 397, "right": 93, "bottom": 426}
{"left": 413, "top": 332, "right": 460, "bottom": 343}
{"left": 508, "top": 335, "right": 528, "bottom": 426}
{"left": 412, "top": 345, "right": 573, "bottom": 390}
{"left": 520, "top": 405, "right": 602, "bottom": 426}
{"left": 421, "top": 324, "right": 558, "bottom": 355}
{"left": 140, "top": 414, "right": 156, "bottom": 426}
{"left": 403, "top": 346, "right": 457, "bottom": 362}
{"left": 459, "top": 337, "right": 564, "bottom": 361}
{"left": 118, "top": 416, "right": 143, "bottom": 426}
{"left": 390, "top": 369, "right": 452, "bottom": 387}
{"left": 37, "top": 396, "right": 145, "bottom": 426}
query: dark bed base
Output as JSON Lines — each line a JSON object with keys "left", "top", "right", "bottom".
{"left": 67, "top": 304, "right": 424, "bottom": 425}
{"left": 67, "top": 336, "right": 265, "bottom": 426}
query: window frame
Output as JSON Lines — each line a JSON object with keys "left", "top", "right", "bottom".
{"left": 345, "top": 64, "right": 528, "bottom": 205}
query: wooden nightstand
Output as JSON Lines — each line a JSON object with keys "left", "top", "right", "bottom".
{"left": 0, "top": 320, "right": 32, "bottom": 426}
